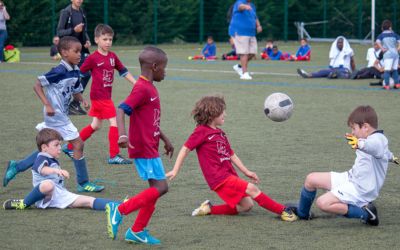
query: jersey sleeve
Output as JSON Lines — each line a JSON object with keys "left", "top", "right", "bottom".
{"left": 184, "top": 128, "right": 205, "bottom": 151}
{"left": 114, "top": 54, "right": 128, "bottom": 77}
{"left": 32, "top": 155, "right": 49, "bottom": 174}
{"left": 79, "top": 55, "right": 93, "bottom": 74}
{"left": 119, "top": 85, "right": 147, "bottom": 115}
{"left": 358, "top": 135, "right": 386, "bottom": 159}
{"left": 37, "top": 67, "right": 64, "bottom": 87}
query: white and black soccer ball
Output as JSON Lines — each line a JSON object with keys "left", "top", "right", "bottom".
{"left": 264, "top": 93, "right": 294, "bottom": 122}
{"left": 382, "top": 77, "right": 395, "bottom": 88}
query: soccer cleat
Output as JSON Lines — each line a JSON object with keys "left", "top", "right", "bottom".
{"left": 191, "top": 200, "right": 211, "bottom": 216}
{"left": 61, "top": 144, "right": 74, "bottom": 159}
{"left": 363, "top": 203, "right": 379, "bottom": 226}
{"left": 77, "top": 181, "right": 104, "bottom": 193}
{"left": 233, "top": 64, "right": 243, "bottom": 76}
{"left": 284, "top": 202, "right": 313, "bottom": 220}
{"left": 383, "top": 85, "right": 390, "bottom": 90}
{"left": 395, "top": 83, "right": 400, "bottom": 89}
{"left": 108, "top": 155, "right": 132, "bottom": 165}
{"left": 3, "top": 160, "right": 18, "bottom": 187}
{"left": 281, "top": 207, "right": 298, "bottom": 222}
{"left": 240, "top": 72, "right": 252, "bottom": 80}
{"left": 3, "top": 199, "right": 26, "bottom": 210}
{"left": 68, "top": 101, "right": 87, "bottom": 116}
{"left": 125, "top": 228, "right": 161, "bottom": 245}
{"left": 106, "top": 202, "right": 123, "bottom": 239}
{"left": 297, "top": 68, "right": 311, "bottom": 78}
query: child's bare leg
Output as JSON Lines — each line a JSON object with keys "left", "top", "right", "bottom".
{"left": 66, "top": 118, "right": 101, "bottom": 151}
{"left": 236, "top": 197, "right": 254, "bottom": 213}
{"left": 70, "top": 195, "right": 115, "bottom": 210}
{"left": 316, "top": 192, "right": 348, "bottom": 215}
{"left": 246, "top": 183, "right": 285, "bottom": 214}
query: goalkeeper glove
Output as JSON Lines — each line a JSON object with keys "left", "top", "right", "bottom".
{"left": 345, "top": 133, "right": 358, "bottom": 149}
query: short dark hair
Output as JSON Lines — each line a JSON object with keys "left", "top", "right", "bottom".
{"left": 36, "top": 128, "right": 63, "bottom": 151}
{"left": 192, "top": 95, "right": 226, "bottom": 125}
{"left": 381, "top": 20, "right": 392, "bottom": 31}
{"left": 57, "top": 36, "right": 80, "bottom": 53}
{"left": 300, "top": 38, "right": 307, "bottom": 42}
{"left": 347, "top": 105, "right": 378, "bottom": 129}
{"left": 94, "top": 23, "right": 114, "bottom": 38}
{"left": 207, "top": 35, "right": 214, "bottom": 40}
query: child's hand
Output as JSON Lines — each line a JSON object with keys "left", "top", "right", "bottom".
{"left": 163, "top": 140, "right": 174, "bottom": 158}
{"left": 345, "top": 133, "right": 358, "bottom": 149}
{"left": 118, "top": 135, "right": 133, "bottom": 149}
{"left": 82, "top": 99, "right": 90, "bottom": 111}
{"left": 45, "top": 104, "right": 55, "bottom": 116}
{"left": 58, "top": 169, "right": 70, "bottom": 179}
{"left": 245, "top": 170, "right": 259, "bottom": 184}
{"left": 166, "top": 170, "right": 177, "bottom": 181}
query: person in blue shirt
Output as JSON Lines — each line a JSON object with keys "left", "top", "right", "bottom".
{"left": 202, "top": 36, "right": 216, "bottom": 58}
{"left": 229, "top": 0, "right": 262, "bottom": 80}
{"left": 290, "top": 38, "right": 311, "bottom": 61}
{"left": 269, "top": 45, "right": 283, "bottom": 60}
{"left": 260, "top": 40, "right": 274, "bottom": 60}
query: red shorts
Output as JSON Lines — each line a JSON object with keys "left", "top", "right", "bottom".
{"left": 88, "top": 99, "right": 116, "bottom": 119}
{"left": 214, "top": 175, "right": 249, "bottom": 208}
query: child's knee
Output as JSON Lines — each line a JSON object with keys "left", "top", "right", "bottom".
{"left": 304, "top": 173, "right": 317, "bottom": 190}
{"left": 316, "top": 197, "right": 328, "bottom": 211}
{"left": 238, "top": 200, "right": 254, "bottom": 213}
{"left": 156, "top": 182, "right": 168, "bottom": 196}
{"left": 246, "top": 183, "right": 260, "bottom": 197}
{"left": 39, "top": 181, "right": 55, "bottom": 194}
{"left": 71, "top": 138, "right": 84, "bottom": 152}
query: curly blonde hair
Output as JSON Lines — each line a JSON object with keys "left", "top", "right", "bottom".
{"left": 192, "top": 95, "right": 226, "bottom": 125}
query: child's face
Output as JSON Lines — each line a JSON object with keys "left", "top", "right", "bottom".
{"left": 207, "top": 38, "right": 214, "bottom": 44}
{"left": 62, "top": 42, "right": 82, "bottom": 65}
{"left": 266, "top": 42, "right": 273, "bottom": 48}
{"left": 153, "top": 58, "right": 168, "bottom": 82}
{"left": 213, "top": 110, "right": 226, "bottom": 127}
{"left": 300, "top": 39, "right": 307, "bottom": 46}
{"left": 53, "top": 37, "right": 59, "bottom": 45}
{"left": 41, "top": 140, "right": 62, "bottom": 159}
{"left": 349, "top": 123, "right": 369, "bottom": 139}
{"left": 95, "top": 33, "right": 113, "bottom": 53}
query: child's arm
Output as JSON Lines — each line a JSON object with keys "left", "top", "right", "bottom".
{"left": 346, "top": 133, "right": 386, "bottom": 158}
{"left": 166, "top": 146, "right": 190, "bottom": 180}
{"left": 72, "top": 92, "right": 89, "bottom": 111}
{"left": 124, "top": 72, "right": 136, "bottom": 85}
{"left": 160, "top": 130, "right": 174, "bottom": 158}
{"left": 40, "top": 166, "right": 70, "bottom": 179}
{"left": 116, "top": 107, "right": 130, "bottom": 148}
{"left": 33, "top": 80, "right": 55, "bottom": 116}
{"left": 231, "top": 153, "right": 259, "bottom": 184}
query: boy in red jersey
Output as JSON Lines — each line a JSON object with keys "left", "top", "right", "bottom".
{"left": 63, "top": 24, "right": 136, "bottom": 164}
{"left": 105, "top": 46, "right": 174, "bottom": 245}
{"left": 166, "top": 95, "right": 297, "bottom": 221}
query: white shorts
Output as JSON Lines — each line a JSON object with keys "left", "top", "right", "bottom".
{"left": 36, "top": 122, "right": 79, "bottom": 141}
{"left": 330, "top": 171, "right": 369, "bottom": 207}
{"left": 383, "top": 57, "right": 399, "bottom": 71}
{"left": 35, "top": 184, "right": 79, "bottom": 209}
{"left": 233, "top": 35, "right": 258, "bottom": 55}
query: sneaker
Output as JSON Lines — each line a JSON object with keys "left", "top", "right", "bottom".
{"left": 297, "top": 68, "right": 311, "bottom": 78}
{"left": 383, "top": 85, "right": 390, "bottom": 90}
{"left": 68, "top": 101, "right": 87, "bottom": 116}
{"left": 395, "top": 83, "right": 400, "bottom": 89}
{"left": 125, "top": 228, "right": 161, "bottom": 245}
{"left": 77, "top": 181, "right": 105, "bottom": 193}
{"left": 3, "top": 160, "right": 18, "bottom": 187}
{"left": 281, "top": 207, "right": 298, "bottom": 222}
{"left": 284, "top": 202, "right": 313, "bottom": 220}
{"left": 240, "top": 72, "right": 252, "bottom": 80}
{"left": 191, "top": 200, "right": 211, "bottom": 216}
{"left": 61, "top": 144, "right": 74, "bottom": 159}
{"left": 108, "top": 155, "right": 132, "bottom": 165}
{"left": 363, "top": 203, "right": 379, "bottom": 226}
{"left": 106, "top": 202, "right": 123, "bottom": 239}
{"left": 3, "top": 199, "right": 26, "bottom": 210}
{"left": 233, "top": 64, "right": 243, "bottom": 76}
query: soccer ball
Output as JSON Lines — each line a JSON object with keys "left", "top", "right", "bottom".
{"left": 382, "top": 77, "right": 395, "bottom": 88}
{"left": 264, "top": 92, "right": 294, "bottom": 122}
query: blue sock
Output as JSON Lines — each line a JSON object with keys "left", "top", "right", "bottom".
{"left": 73, "top": 157, "right": 89, "bottom": 185}
{"left": 93, "top": 198, "right": 115, "bottom": 211}
{"left": 384, "top": 71, "right": 390, "bottom": 86}
{"left": 392, "top": 70, "right": 399, "bottom": 84}
{"left": 345, "top": 204, "right": 368, "bottom": 221}
{"left": 16, "top": 150, "right": 39, "bottom": 172}
{"left": 298, "top": 187, "right": 316, "bottom": 218}
{"left": 23, "top": 184, "right": 46, "bottom": 207}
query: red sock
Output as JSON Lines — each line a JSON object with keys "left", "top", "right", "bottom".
{"left": 132, "top": 202, "right": 156, "bottom": 232}
{"left": 210, "top": 204, "right": 238, "bottom": 215}
{"left": 108, "top": 126, "right": 119, "bottom": 158}
{"left": 67, "top": 124, "right": 95, "bottom": 150}
{"left": 253, "top": 192, "right": 285, "bottom": 215}
{"left": 118, "top": 187, "right": 159, "bottom": 215}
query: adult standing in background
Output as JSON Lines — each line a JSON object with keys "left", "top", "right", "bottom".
{"left": 0, "top": 1, "right": 10, "bottom": 63}
{"left": 229, "top": 0, "right": 262, "bottom": 80}
{"left": 57, "top": 0, "right": 91, "bottom": 115}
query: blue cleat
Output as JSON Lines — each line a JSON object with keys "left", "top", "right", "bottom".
{"left": 61, "top": 144, "right": 74, "bottom": 159}
{"left": 77, "top": 181, "right": 104, "bottom": 193}
{"left": 3, "top": 160, "right": 18, "bottom": 187}
{"left": 106, "top": 202, "right": 123, "bottom": 239}
{"left": 125, "top": 228, "right": 161, "bottom": 245}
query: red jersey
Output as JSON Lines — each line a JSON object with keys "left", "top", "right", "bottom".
{"left": 122, "top": 77, "right": 161, "bottom": 158}
{"left": 80, "top": 50, "right": 128, "bottom": 100}
{"left": 184, "top": 125, "right": 238, "bottom": 190}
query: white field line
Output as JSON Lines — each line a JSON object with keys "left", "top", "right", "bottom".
{"left": 18, "top": 61, "right": 298, "bottom": 77}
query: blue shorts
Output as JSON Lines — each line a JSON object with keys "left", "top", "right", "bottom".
{"left": 134, "top": 158, "right": 166, "bottom": 181}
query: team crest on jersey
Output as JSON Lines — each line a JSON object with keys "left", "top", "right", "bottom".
{"left": 153, "top": 109, "right": 161, "bottom": 137}
{"left": 103, "top": 70, "right": 113, "bottom": 86}
{"left": 110, "top": 58, "right": 115, "bottom": 66}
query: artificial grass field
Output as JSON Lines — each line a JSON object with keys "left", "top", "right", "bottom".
{"left": 0, "top": 42, "right": 399, "bottom": 250}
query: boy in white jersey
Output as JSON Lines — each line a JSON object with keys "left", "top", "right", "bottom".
{"left": 292, "top": 105, "right": 398, "bottom": 226}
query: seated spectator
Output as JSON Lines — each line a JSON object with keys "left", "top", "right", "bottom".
{"left": 297, "top": 36, "right": 355, "bottom": 79}
{"left": 222, "top": 37, "right": 239, "bottom": 60}
{"left": 290, "top": 38, "right": 311, "bottom": 61}
{"left": 268, "top": 45, "right": 291, "bottom": 61}
{"left": 50, "top": 36, "right": 61, "bottom": 61}
{"left": 189, "top": 36, "right": 217, "bottom": 60}
{"left": 352, "top": 42, "right": 383, "bottom": 79}
{"left": 260, "top": 40, "right": 274, "bottom": 60}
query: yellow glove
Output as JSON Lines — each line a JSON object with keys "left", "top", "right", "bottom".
{"left": 345, "top": 133, "right": 358, "bottom": 149}
{"left": 393, "top": 156, "right": 399, "bottom": 165}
